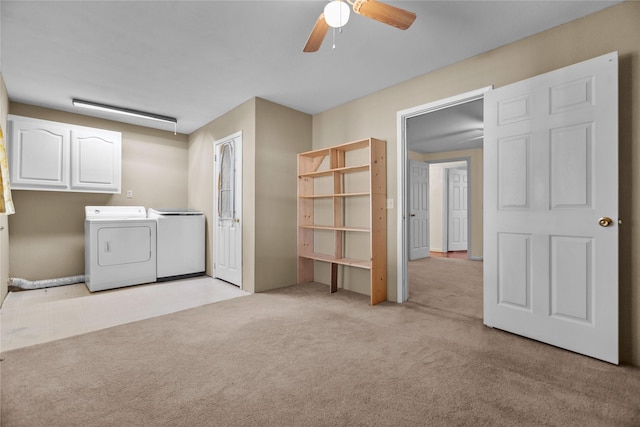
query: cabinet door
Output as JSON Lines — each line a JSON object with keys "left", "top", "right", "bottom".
{"left": 70, "top": 128, "right": 122, "bottom": 193}
{"left": 8, "top": 119, "right": 70, "bottom": 190}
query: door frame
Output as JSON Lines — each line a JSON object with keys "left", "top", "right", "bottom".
{"left": 429, "top": 160, "right": 470, "bottom": 254}
{"left": 213, "top": 130, "right": 243, "bottom": 288}
{"left": 397, "top": 87, "right": 491, "bottom": 302}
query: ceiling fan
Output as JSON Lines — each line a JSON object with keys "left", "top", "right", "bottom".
{"left": 303, "top": 0, "right": 417, "bottom": 52}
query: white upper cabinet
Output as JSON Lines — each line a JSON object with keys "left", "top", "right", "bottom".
{"left": 71, "top": 128, "right": 121, "bottom": 193}
{"left": 8, "top": 115, "right": 122, "bottom": 194}
{"left": 8, "top": 118, "right": 70, "bottom": 190}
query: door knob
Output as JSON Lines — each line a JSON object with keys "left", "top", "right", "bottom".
{"left": 598, "top": 217, "right": 613, "bottom": 227}
{"left": 410, "top": 214, "right": 416, "bottom": 217}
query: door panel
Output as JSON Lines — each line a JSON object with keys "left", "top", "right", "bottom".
{"left": 497, "top": 233, "right": 530, "bottom": 309}
{"left": 550, "top": 236, "right": 592, "bottom": 322}
{"left": 484, "top": 52, "right": 618, "bottom": 363}
{"left": 498, "top": 136, "right": 529, "bottom": 208}
{"left": 550, "top": 123, "right": 591, "bottom": 208}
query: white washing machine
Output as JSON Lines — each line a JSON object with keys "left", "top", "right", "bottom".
{"left": 148, "top": 208, "right": 205, "bottom": 280}
{"left": 85, "top": 206, "right": 157, "bottom": 292}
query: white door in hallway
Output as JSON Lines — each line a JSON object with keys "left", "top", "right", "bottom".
{"left": 447, "top": 168, "right": 468, "bottom": 252}
{"left": 409, "top": 160, "right": 430, "bottom": 260}
{"left": 484, "top": 52, "right": 618, "bottom": 363}
{"left": 214, "top": 132, "right": 242, "bottom": 287}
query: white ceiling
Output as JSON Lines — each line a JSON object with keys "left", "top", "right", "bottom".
{"left": 407, "top": 98, "right": 483, "bottom": 154}
{"left": 0, "top": 1, "right": 620, "bottom": 137}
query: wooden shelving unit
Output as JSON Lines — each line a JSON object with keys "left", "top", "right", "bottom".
{"left": 297, "top": 138, "right": 387, "bottom": 305}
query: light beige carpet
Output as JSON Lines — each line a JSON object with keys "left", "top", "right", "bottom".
{"left": 1, "top": 283, "right": 639, "bottom": 426}
{"left": 408, "top": 256, "right": 483, "bottom": 319}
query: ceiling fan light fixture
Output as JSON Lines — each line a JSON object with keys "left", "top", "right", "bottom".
{"left": 303, "top": 0, "right": 416, "bottom": 52}
{"left": 324, "top": 0, "right": 350, "bottom": 28}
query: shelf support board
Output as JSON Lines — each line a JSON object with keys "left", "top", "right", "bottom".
{"left": 331, "top": 263, "right": 338, "bottom": 293}
{"left": 311, "top": 155, "right": 326, "bottom": 173}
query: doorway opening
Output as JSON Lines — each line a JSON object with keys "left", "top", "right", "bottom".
{"left": 408, "top": 157, "right": 480, "bottom": 318}
{"left": 428, "top": 160, "right": 470, "bottom": 257}
{"left": 397, "top": 87, "right": 491, "bottom": 307}
{"left": 408, "top": 158, "right": 470, "bottom": 261}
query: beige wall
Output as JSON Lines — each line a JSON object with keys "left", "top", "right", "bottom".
{"left": 312, "top": 2, "right": 640, "bottom": 365}
{"left": 254, "top": 98, "right": 312, "bottom": 292}
{"left": 0, "top": 74, "right": 9, "bottom": 305}
{"left": 187, "top": 97, "right": 311, "bottom": 294}
{"left": 188, "top": 98, "right": 257, "bottom": 292}
{"left": 7, "top": 103, "right": 189, "bottom": 280}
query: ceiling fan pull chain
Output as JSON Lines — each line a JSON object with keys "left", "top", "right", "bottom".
{"left": 332, "top": 26, "right": 344, "bottom": 50}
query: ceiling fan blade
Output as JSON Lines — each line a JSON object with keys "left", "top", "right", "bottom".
{"left": 353, "top": 0, "right": 416, "bottom": 30}
{"left": 303, "top": 13, "right": 330, "bottom": 52}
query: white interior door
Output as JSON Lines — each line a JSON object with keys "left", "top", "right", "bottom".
{"left": 484, "top": 52, "right": 618, "bottom": 363}
{"left": 409, "top": 160, "right": 429, "bottom": 260}
{"left": 214, "top": 132, "right": 242, "bottom": 287}
{"left": 447, "top": 168, "right": 468, "bottom": 252}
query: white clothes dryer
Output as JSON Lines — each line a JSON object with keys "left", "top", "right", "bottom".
{"left": 85, "top": 206, "right": 157, "bottom": 292}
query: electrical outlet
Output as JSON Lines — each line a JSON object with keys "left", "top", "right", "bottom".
{"left": 126, "top": 190, "right": 133, "bottom": 198}
{"left": 386, "top": 199, "right": 394, "bottom": 209}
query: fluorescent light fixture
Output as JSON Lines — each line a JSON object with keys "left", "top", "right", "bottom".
{"left": 72, "top": 99, "right": 177, "bottom": 133}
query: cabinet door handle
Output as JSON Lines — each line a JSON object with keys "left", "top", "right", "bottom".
{"left": 105, "top": 241, "right": 111, "bottom": 253}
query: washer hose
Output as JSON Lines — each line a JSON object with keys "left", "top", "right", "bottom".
{"left": 9, "top": 275, "right": 85, "bottom": 291}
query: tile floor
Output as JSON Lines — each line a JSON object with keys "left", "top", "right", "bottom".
{"left": 0, "top": 276, "right": 248, "bottom": 352}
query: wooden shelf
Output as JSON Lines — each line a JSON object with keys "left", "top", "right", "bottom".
{"left": 298, "top": 253, "right": 372, "bottom": 269}
{"left": 298, "top": 164, "right": 369, "bottom": 178}
{"left": 299, "top": 139, "right": 371, "bottom": 161}
{"left": 298, "top": 192, "right": 370, "bottom": 199}
{"left": 299, "top": 225, "right": 370, "bottom": 232}
{"left": 297, "top": 137, "right": 387, "bottom": 305}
